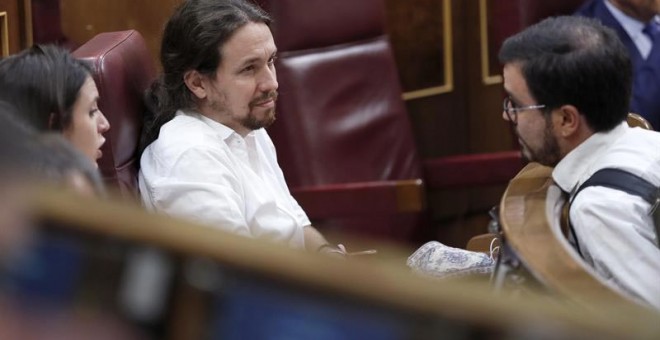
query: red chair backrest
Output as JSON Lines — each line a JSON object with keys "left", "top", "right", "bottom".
{"left": 255, "top": 0, "right": 422, "bottom": 241}
{"left": 260, "top": 0, "right": 421, "bottom": 187}
{"left": 258, "top": 0, "right": 424, "bottom": 242}
{"left": 73, "top": 30, "right": 156, "bottom": 198}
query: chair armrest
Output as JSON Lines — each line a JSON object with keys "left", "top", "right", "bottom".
{"left": 291, "top": 179, "right": 424, "bottom": 219}
{"left": 423, "top": 151, "right": 524, "bottom": 190}
{"left": 466, "top": 233, "right": 499, "bottom": 254}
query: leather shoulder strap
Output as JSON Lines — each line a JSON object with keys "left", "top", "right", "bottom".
{"left": 572, "top": 168, "right": 660, "bottom": 248}
{"left": 574, "top": 168, "right": 657, "bottom": 204}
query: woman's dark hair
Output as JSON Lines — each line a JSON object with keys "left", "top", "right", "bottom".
{"left": 0, "top": 101, "right": 105, "bottom": 196}
{"left": 140, "top": 0, "right": 271, "bottom": 153}
{"left": 499, "top": 16, "right": 632, "bottom": 132}
{"left": 0, "top": 45, "right": 92, "bottom": 132}
{"left": 0, "top": 101, "right": 39, "bottom": 175}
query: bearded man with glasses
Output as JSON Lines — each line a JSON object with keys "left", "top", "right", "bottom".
{"left": 499, "top": 16, "right": 660, "bottom": 309}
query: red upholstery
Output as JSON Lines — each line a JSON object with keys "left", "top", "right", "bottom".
{"left": 292, "top": 179, "right": 424, "bottom": 219}
{"left": 259, "top": 0, "right": 426, "bottom": 242}
{"left": 258, "top": 0, "right": 534, "bottom": 245}
{"left": 423, "top": 151, "right": 524, "bottom": 189}
{"left": 72, "top": 30, "right": 156, "bottom": 198}
{"left": 274, "top": 37, "right": 421, "bottom": 186}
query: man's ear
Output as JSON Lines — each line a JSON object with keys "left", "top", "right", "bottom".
{"left": 554, "top": 104, "right": 581, "bottom": 137}
{"left": 183, "top": 70, "right": 207, "bottom": 100}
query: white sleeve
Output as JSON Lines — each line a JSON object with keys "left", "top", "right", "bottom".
{"left": 143, "top": 146, "right": 251, "bottom": 237}
{"left": 571, "top": 186, "right": 660, "bottom": 309}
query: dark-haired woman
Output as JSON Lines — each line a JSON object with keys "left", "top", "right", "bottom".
{"left": 0, "top": 45, "right": 110, "bottom": 165}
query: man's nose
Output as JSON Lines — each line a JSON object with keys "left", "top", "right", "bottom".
{"left": 258, "top": 67, "right": 278, "bottom": 93}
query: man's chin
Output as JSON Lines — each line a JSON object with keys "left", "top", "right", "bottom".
{"left": 260, "top": 109, "right": 276, "bottom": 128}
{"left": 520, "top": 148, "right": 543, "bottom": 165}
{"left": 262, "top": 115, "right": 276, "bottom": 129}
{"left": 518, "top": 141, "right": 539, "bottom": 164}
{"left": 521, "top": 150, "right": 559, "bottom": 167}
{"left": 243, "top": 109, "right": 276, "bottom": 131}
{"left": 520, "top": 149, "right": 532, "bottom": 163}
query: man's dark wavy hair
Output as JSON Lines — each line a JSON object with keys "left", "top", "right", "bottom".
{"left": 499, "top": 16, "right": 632, "bottom": 132}
{"left": 140, "top": 0, "right": 271, "bottom": 153}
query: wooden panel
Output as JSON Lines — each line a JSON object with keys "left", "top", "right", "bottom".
{"left": 385, "top": 0, "right": 468, "bottom": 159}
{"left": 384, "top": 0, "right": 515, "bottom": 247}
{"left": 0, "top": 11, "right": 9, "bottom": 56}
{"left": 32, "top": 187, "right": 660, "bottom": 338}
{"left": 480, "top": 0, "right": 503, "bottom": 86}
{"left": 0, "top": 0, "right": 31, "bottom": 55}
{"left": 384, "top": 0, "right": 514, "bottom": 157}
{"left": 384, "top": 0, "right": 447, "bottom": 92}
{"left": 465, "top": 0, "right": 515, "bottom": 153}
{"left": 60, "top": 0, "right": 183, "bottom": 69}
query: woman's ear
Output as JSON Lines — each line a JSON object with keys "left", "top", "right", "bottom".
{"left": 183, "top": 70, "right": 207, "bottom": 100}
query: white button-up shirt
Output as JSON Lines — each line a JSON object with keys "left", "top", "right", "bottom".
{"left": 139, "top": 110, "right": 309, "bottom": 249}
{"left": 553, "top": 122, "right": 660, "bottom": 309}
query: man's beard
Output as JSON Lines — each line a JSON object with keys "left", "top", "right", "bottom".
{"left": 241, "top": 108, "right": 276, "bottom": 131}
{"left": 208, "top": 90, "right": 278, "bottom": 131}
{"left": 241, "top": 91, "right": 278, "bottom": 131}
{"left": 518, "top": 118, "right": 561, "bottom": 167}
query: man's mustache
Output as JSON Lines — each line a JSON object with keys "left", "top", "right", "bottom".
{"left": 250, "top": 91, "right": 278, "bottom": 107}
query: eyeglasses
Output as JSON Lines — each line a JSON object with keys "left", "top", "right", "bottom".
{"left": 503, "top": 96, "right": 545, "bottom": 124}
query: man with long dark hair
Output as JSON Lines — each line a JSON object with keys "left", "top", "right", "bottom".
{"left": 139, "top": 0, "right": 342, "bottom": 255}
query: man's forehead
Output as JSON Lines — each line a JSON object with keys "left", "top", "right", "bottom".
{"left": 502, "top": 63, "right": 520, "bottom": 90}
{"left": 220, "top": 22, "right": 276, "bottom": 62}
{"left": 502, "top": 62, "right": 533, "bottom": 102}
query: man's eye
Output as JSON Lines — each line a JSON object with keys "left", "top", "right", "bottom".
{"left": 242, "top": 65, "right": 255, "bottom": 73}
{"left": 89, "top": 108, "right": 99, "bottom": 117}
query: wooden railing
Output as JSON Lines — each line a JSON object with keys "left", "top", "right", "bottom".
{"left": 15, "top": 186, "right": 658, "bottom": 339}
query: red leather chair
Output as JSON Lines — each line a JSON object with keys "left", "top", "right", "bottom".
{"left": 259, "top": 0, "right": 524, "bottom": 245}
{"left": 259, "top": 0, "right": 425, "bottom": 243}
{"left": 72, "top": 30, "right": 156, "bottom": 198}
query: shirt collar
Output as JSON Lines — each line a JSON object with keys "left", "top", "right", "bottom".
{"left": 605, "top": 0, "right": 657, "bottom": 39}
{"left": 552, "top": 122, "right": 628, "bottom": 194}
{"left": 177, "top": 109, "right": 256, "bottom": 141}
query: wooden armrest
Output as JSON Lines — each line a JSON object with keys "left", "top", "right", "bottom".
{"left": 423, "top": 151, "right": 524, "bottom": 189}
{"left": 500, "top": 163, "right": 636, "bottom": 307}
{"left": 291, "top": 179, "right": 424, "bottom": 219}
{"left": 466, "top": 233, "right": 499, "bottom": 254}
{"left": 627, "top": 113, "right": 653, "bottom": 130}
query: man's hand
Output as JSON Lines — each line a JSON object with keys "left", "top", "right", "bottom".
{"left": 316, "top": 243, "right": 347, "bottom": 258}
{"left": 317, "top": 243, "right": 378, "bottom": 258}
